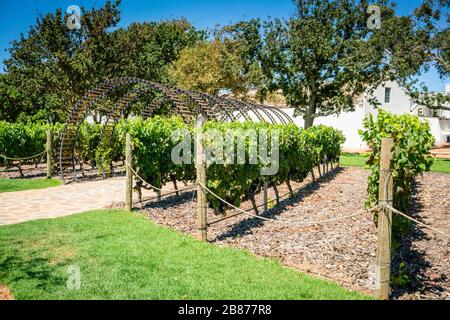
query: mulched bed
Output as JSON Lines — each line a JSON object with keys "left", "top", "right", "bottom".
{"left": 392, "top": 172, "right": 450, "bottom": 300}
{"left": 133, "top": 167, "right": 449, "bottom": 300}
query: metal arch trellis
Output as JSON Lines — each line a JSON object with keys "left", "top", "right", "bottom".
{"left": 59, "top": 77, "right": 295, "bottom": 182}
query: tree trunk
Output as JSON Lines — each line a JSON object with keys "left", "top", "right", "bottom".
{"left": 304, "top": 79, "right": 318, "bottom": 129}
{"left": 304, "top": 115, "right": 315, "bottom": 129}
{"left": 250, "top": 196, "right": 259, "bottom": 215}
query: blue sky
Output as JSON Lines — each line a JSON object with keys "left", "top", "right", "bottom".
{"left": 0, "top": 0, "right": 448, "bottom": 91}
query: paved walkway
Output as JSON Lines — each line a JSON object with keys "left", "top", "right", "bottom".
{"left": 0, "top": 178, "right": 158, "bottom": 226}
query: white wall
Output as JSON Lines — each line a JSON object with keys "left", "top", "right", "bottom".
{"left": 282, "top": 108, "right": 367, "bottom": 149}
{"left": 280, "top": 108, "right": 450, "bottom": 149}
{"left": 364, "top": 81, "right": 414, "bottom": 116}
{"left": 278, "top": 81, "right": 450, "bottom": 149}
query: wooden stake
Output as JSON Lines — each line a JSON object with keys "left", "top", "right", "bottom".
{"left": 196, "top": 116, "right": 208, "bottom": 242}
{"left": 263, "top": 178, "right": 268, "bottom": 214}
{"left": 376, "top": 137, "right": 394, "bottom": 300}
{"left": 125, "top": 133, "right": 133, "bottom": 212}
{"left": 46, "top": 130, "right": 52, "bottom": 179}
{"left": 156, "top": 190, "right": 162, "bottom": 202}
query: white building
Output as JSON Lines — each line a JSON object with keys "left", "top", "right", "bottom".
{"left": 282, "top": 81, "right": 450, "bottom": 149}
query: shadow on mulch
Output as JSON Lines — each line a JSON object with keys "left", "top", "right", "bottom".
{"left": 391, "top": 181, "right": 448, "bottom": 299}
{"left": 141, "top": 189, "right": 196, "bottom": 210}
{"left": 214, "top": 167, "right": 344, "bottom": 242}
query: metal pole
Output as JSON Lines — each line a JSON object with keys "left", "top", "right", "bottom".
{"left": 47, "top": 130, "right": 52, "bottom": 179}
{"left": 125, "top": 133, "right": 133, "bottom": 212}
{"left": 263, "top": 178, "right": 268, "bottom": 214}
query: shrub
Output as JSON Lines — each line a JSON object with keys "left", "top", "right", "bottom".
{"left": 359, "top": 110, "right": 435, "bottom": 214}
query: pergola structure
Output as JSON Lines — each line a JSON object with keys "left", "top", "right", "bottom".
{"left": 59, "top": 77, "right": 293, "bottom": 181}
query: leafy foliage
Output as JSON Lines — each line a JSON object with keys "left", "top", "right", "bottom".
{"left": 169, "top": 40, "right": 246, "bottom": 95}
{"left": 0, "top": 121, "right": 55, "bottom": 164}
{"left": 118, "top": 116, "right": 194, "bottom": 190}
{"left": 359, "top": 110, "right": 435, "bottom": 214}
{"left": 0, "top": 121, "right": 105, "bottom": 172}
{"left": 119, "top": 117, "right": 345, "bottom": 213}
{"left": 0, "top": 117, "right": 345, "bottom": 214}
{"left": 1, "top": 1, "right": 201, "bottom": 123}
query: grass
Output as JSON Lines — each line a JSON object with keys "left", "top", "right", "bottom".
{"left": 340, "top": 153, "right": 368, "bottom": 168}
{"left": 430, "top": 158, "right": 450, "bottom": 174}
{"left": 0, "top": 210, "right": 370, "bottom": 300}
{"left": 0, "top": 178, "right": 61, "bottom": 193}
{"left": 340, "top": 153, "right": 450, "bottom": 174}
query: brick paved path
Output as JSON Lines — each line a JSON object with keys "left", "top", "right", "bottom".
{"left": 0, "top": 178, "right": 159, "bottom": 226}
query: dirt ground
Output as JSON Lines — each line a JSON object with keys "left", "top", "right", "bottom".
{"left": 0, "top": 285, "right": 13, "bottom": 300}
{"left": 135, "top": 167, "right": 449, "bottom": 300}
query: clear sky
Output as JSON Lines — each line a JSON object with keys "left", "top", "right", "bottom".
{"left": 0, "top": 0, "right": 448, "bottom": 91}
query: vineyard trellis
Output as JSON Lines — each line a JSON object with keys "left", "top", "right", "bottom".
{"left": 59, "top": 77, "right": 293, "bottom": 182}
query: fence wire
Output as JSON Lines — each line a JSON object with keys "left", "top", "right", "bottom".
{"left": 0, "top": 150, "right": 46, "bottom": 162}
{"left": 197, "top": 181, "right": 372, "bottom": 228}
{"left": 126, "top": 160, "right": 450, "bottom": 238}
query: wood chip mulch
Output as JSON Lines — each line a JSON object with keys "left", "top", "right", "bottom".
{"left": 135, "top": 167, "right": 449, "bottom": 300}
{"left": 0, "top": 285, "right": 13, "bottom": 300}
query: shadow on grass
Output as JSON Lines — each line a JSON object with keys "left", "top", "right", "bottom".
{"left": 0, "top": 247, "right": 68, "bottom": 291}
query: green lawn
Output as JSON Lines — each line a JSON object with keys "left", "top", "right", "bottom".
{"left": 340, "top": 153, "right": 450, "bottom": 174}
{"left": 0, "top": 210, "right": 370, "bottom": 300}
{"left": 0, "top": 178, "right": 61, "bottom": 193}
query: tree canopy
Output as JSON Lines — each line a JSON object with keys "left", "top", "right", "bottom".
{"left": 1, "top": 1, "right": 201, "bottom": 123}
{"left": 0, "top": 0, "right": 448, "bottom": 124}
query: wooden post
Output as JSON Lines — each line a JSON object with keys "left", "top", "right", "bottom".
{"left": 46, "top": 130, "right": 52, "bottom": 179}
{"left": 125, "top": 133, "right": 133, "bottom": 212}
{"left": 376, "top": 137, "right": 394, "bottom": 300}
{"left": 196, "top": 116, "right": 208, "bottom": 242}
{"left": 156, "top": 191, "right": 162, "bottom": 202}
{"left": 263, "top": 178, "right": 268, "bottom": 214}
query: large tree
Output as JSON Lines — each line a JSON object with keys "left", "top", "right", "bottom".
{"left": 168, "top": 39, "right": 253, "bottom": 96}
{"left": 219, "top": 1, "right": 393, "bottom": 128}
{"left": 222, "top": 0, "right": 449, "bottom": 127}
{"left": 262, "top": 0, "right": 395, "bottom": 128}
{"left": 3, "top": 1, "right": 122, "bottom": 122}
{"left": 2, "top": 1, "right": 201, "bottom": 123}
{"left": 392, "top": 0, "right": 450, "bottom": 111}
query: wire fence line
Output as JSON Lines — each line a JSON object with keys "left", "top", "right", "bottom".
{"left": 125, "top": 161, "right": 195, "bottom": 205}
{"left": 0, "top": 150, "right": 47, "bottom": 162}
{"left": 383, "top": 203, "right": 450, "bottom": 239}
{"left": 126, "top": 161, "right": 450, "bottom": 238}
{"left": 197, "top": 181, "right": 372, "bottom": 228}
{"left": 125, "top": 161, "right": 167, "bottom": 192}
{"left": 378, "top": 169, "right": 450, "bottom": 239}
